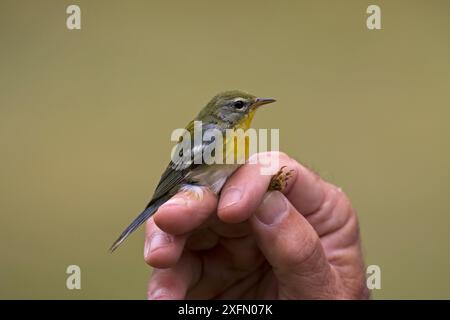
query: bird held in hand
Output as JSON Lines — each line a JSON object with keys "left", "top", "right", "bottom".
{"left": 110, "top": 90, "right": 276, "bottom": 252}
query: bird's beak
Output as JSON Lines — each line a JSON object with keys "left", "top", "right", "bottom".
{"left": 252, "top": 98, "right": 276, "bottom": 108}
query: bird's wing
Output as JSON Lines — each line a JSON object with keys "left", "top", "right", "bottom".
{"left": 146, "top": 122, "right": 224, "bottom": 207}
{"left": 110, "top": 122, "right": 223, "bottom": 252}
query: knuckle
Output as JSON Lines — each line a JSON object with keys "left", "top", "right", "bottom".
{"left": 334, "top": 190, "right": 356, "bottom": 224}
{"left": 252, "top": 151, "right": 291, "bottom": 165}
{"left": 295, "top": 236, "right": 322, "bottom": 266}
{"left": 279, "top": 231, "right": 322, "bottom": 269}
{"left": 274, "top": 151, "right": 290, "bottom": 161}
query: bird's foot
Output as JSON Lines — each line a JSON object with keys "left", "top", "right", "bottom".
{"left": 268, "top": 166, "right": 295, "bottom": 191}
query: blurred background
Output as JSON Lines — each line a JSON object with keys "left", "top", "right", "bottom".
{"left": 1, "top": 0, "right": 449, "bottom": 299}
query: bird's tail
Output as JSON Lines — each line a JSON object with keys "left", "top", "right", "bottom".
{"left": 109, "top": 196, "right": 169, "bottom": 252}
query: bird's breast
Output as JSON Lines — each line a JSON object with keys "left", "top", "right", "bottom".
{"left": 187, "top": 164, "right": 240, "bottom": 194}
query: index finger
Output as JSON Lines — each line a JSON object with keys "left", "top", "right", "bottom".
{"left": 217, "top": 152, "right": 325, "bottom": 224}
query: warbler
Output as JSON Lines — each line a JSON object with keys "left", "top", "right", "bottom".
{"left": 110, "top": 90, "right": 276, "bottom": 252}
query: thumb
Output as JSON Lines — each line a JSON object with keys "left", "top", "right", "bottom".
{"left": 250, "top": 191, "right": 337, "bottom": 299}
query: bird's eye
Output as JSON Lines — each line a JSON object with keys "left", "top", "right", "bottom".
{"left": 233, "top": 100, "right": 245, "bottom": 109}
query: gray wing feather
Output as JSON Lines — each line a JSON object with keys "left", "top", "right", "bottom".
{"left": 148, "top": 123, "right": 224, "bottom": 204}
{"left": 110, "top": 122, "right": 224, "bottom": 252}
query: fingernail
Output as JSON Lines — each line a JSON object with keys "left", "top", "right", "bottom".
{"left": 256, "top": 192, "right": 288, "bottom": 225}
{"left": 218, "top": 187, "right": 242, "bottom": 210}
{"left": 145, "top": 233, "right": 172, "bottom": 257}
{"left": 163, "top": 197, "right": 187, "bottom": 207}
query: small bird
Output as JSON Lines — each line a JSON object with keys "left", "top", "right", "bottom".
{"left": 110, "top": 90, "right": 276, "bottom": 252}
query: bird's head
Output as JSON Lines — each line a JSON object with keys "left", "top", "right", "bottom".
{"left": 198, "top": 90, "right": 276, "bottom": 128}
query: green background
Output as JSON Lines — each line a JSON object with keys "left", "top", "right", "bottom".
{"left": 1, "top": 0, "right": 449, "bottom": 299}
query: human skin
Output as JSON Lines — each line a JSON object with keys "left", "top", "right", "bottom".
{"left": 143, "top": 152, "right": 369, "bottom": 299}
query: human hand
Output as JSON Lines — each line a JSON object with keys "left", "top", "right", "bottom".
{"left": 144, "top": 152, "right": 369, "bottom": 299}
